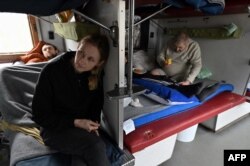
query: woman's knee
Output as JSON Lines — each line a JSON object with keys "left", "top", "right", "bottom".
{"left": 82, "top": 139, "right": 110, "bottom": 166}
{"left": 91, "top": 138, "right": 106, "bottom": 151}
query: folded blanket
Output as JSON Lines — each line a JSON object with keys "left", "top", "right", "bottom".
{"left": 164, "top": 0, "right": 225, "bottom": 15}
{"left": 1, "top": 120, "right": 43, "bottom": 145}
{"left": 186, "top": 0, "right": 225, "bottom": 14}
{"left": 165, "top": 23, "right": 242, "bottom": 39}
{"left": 134, "top": 78, "right": 234, "bottom": 104}
{"left": 133, "top": 78, "right": 200, "bottom": 103}
{"left": 5, "top": 130, "right": 56, "bottom": 166}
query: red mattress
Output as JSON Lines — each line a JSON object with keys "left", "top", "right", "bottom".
{"left": 124, "top": 92, "right": 246, "bottom": 153}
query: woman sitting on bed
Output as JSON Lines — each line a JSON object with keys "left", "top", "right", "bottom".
{"left": 32, "top": 34, "right": 110, "bottom": 166}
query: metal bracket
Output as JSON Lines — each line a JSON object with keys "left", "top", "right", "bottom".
{"left": 110, "top": 21, "right": 119, "bottom": 47}
{"left": 72, "top": 9, "right": 119, "bottom": 47}
{"left": 72, "top": 9, "right": 111, "bottom": 32}
{"left": 106, "top": 85, "right": 146, "bottom": 100}
{"left": 106, "top": 0, "right": 146, "bottom": 100}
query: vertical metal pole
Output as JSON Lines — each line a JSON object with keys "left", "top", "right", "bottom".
{"left": 243, "top": 73, "right": 250, "bottom": 95}
{"left": 127, "top": 0, "right": 134, "bottom": 96}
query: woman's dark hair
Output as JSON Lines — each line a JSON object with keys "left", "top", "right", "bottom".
{"left": 43, "top": 43, "right": 58, "bottom": 51}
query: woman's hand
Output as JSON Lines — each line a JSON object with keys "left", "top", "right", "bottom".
{"left": 74, "top": 119, "right": 100, "bottom": 135}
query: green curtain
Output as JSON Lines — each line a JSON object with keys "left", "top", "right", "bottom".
{"left": 165, "top": 23, "right": 242, "bottom": 39}
{"left": 53, "top": 22, "right": 100, "bottom": 41}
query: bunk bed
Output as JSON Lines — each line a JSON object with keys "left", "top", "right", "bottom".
{"left": 124, "top": 91, "right": 249, "bottom": 166}
{"left": 1, "top": 0, "right": 250, "bottom": 166}
{"left": 0, "top": 57, "right": 125, "bottom": 166}
{"left": 124, "top": 79, "right": 235, "bottom": 129}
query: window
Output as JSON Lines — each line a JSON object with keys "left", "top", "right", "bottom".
{"left": 0, "top": 13, "right": 39, "bottom": 59}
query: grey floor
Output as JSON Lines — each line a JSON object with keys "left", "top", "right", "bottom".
{"left": 160, "top": 115, "right": 250, "bottom": 166}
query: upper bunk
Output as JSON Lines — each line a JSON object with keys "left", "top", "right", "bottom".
{"left": 1, "top": 0, "right": 249, "bottom": 27}
{"left": 131, "top": 0, "right": 250, "bottom": 19}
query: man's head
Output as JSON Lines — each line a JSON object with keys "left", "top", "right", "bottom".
{"left": 42, "top": 44, "right": 58, "bottom": 59}
{"left": 172, "top": 32, "right": 190, "bottom": 53}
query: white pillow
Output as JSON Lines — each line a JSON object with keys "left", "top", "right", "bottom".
{"left": 133, "top": 50, "right": 155, "bottom": 71}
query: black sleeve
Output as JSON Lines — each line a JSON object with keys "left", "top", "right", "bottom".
{"left": 89, "top": 75, "right": 104, "bottom": 123}
{"left": 32, "top": 65, "right": 74, "bottom": 131}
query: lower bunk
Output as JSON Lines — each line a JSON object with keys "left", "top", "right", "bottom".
{"left": 0, "top": 63, "right": 130, "bottom": 166}
{"left": 124, "top": 78, "right": 235, "bottom": 130}
{"left": 124, "top": 92, "right": 249, "bottom": 166}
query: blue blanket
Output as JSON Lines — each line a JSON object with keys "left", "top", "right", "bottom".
{"left": 164, "top": 0, "right": 225, "bottom": 15}
{"left": 133, "top": 78, "right": 200, "bottom": 103}
{"left": 132, "top": 79, "right": 234, "bottom": 128}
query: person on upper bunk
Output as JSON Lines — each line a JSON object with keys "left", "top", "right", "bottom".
{"left": 32, "top": 34, "right": 111, "bottom": 166}
{"left": 151, "top": 32, "right": 202, "bottom": 86}
{"left": 19, "top": 41, "right": 59, "bottom": 64}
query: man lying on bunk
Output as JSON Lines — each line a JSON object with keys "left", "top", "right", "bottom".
{"left": 151, "top": 32, "right": 202, "bottom": 86}
{"left": 18, "top": 41, "right": 59, "bottom": 64}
